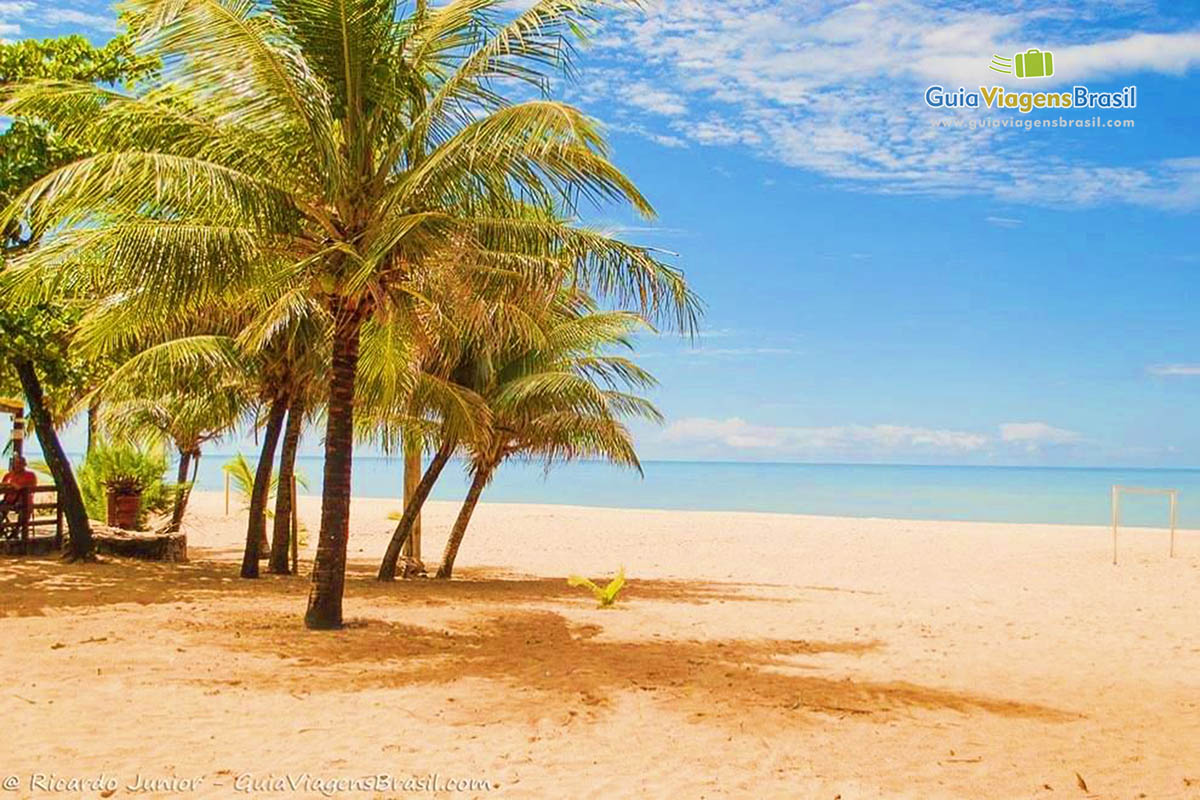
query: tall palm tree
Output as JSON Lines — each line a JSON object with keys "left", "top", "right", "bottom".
{"left": 437, "top": 297, "right": 659, "bottom": 579}
{"left": 2, "top": 0, "right": 699, "bottom": 628}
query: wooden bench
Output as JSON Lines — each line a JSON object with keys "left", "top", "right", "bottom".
{"left": 0, "top": 486, "right": 63, "bottom": 553}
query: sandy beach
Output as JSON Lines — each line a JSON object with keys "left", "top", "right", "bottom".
{"left": 3, "top": 490, "right": 1199, "bottom": 799}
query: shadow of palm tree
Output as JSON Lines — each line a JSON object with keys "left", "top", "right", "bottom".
{"left": 1, "top": 554, "right": 1074, "bottom": 729}
{"left": 0, "top": 555, "right": 778, "bottom": 616}
{"left": 210, "top": 608, "right": 1072, "bottom": 727}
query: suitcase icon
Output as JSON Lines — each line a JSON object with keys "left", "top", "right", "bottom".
{"left": 1014, "top": 49, "right": 1054, "bottom": 79}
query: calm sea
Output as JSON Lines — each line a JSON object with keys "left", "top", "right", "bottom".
{"left": 188, "top": 457, "right": 1200, "bottom": 529}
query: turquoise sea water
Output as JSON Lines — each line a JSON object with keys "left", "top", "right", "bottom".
{"left": 189, "top": 457, "right": 1200, "bottom": 528}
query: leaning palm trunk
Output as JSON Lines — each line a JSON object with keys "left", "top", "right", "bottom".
{"left": 14, "top": 358, "right": 93, "bottom": 560}
{"left": 240, "top": 396, "right": 288, "bottom": 578}
{"left": 168, "top": 448, "right": 192, "bottom": 532}
{"left": 268, "top": 400, "right": 304, "bottom": 574}
{"left": 305, "top": 303, "right": 365, "bottom": 629}
{"left": 403, "top": 439, "right": 422, "bottom": 553}
{"left": 378, "top": 437, "right": 455, "bottom": 581}
{"left": 86, "top": 399, "right": 99, "bottom": 454}
{"left": 182, "top": 450, "right": 201, "bottom": 524}
{"left": 436, "top": 465, "right": 491, "bottom": 580}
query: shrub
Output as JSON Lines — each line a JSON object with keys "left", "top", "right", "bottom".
{"left": 78, "top": 443, "right": 171, "bottom": 527}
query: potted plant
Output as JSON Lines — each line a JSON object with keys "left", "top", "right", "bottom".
{"left": 104, "top": 473, "right": 147, "bottom": 530}
{"left": 79, "top": 443, "right": 171, "bottom": 531}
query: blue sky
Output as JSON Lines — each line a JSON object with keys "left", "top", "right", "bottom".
{"left": 8, "top": 0, "right": 1200, "bottom": 467}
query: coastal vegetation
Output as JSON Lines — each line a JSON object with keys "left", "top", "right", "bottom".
{"left": 0, "top": 0, "right": 699, "bottom": 628}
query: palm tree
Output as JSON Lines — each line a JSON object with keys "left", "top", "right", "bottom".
{"left": 437, "top": 297, "right": 659, "bottom": 579}
{"left": 267, "top": 393, "right": 306, "bottom": 574}
{"left": 101, "top": 375, "right": 249, "bottom": 530}
{"left": 2, "top": 0, "right": 699, "bottom": 628}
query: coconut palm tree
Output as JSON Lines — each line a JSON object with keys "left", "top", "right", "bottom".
{"left": 436, "top": 297, "right": 659, "bottom": 579}
{"left": 2, "top": 0, "right": 699, "bottom": 627}
{"left": 100, "top": 372, "right": 250, "bottom": 530}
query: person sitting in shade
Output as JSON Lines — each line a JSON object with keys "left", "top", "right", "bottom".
{"left": 1, "top": 456, "right": 38, "bottom": 522}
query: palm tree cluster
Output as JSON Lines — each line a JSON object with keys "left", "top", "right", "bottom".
{"left": 0, "top": 0, "right": 700, "bottom": 628}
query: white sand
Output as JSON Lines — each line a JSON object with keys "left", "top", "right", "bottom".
{"left": 2, "top": 490, "right": 1199, "bottom": 799}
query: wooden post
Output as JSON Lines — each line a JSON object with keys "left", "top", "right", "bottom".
{"left": 403, "top": 439, "right": 422, "bottom": 561}
{"left": 11, "top": 407, "right": 24, "bottom": 459}
{"left": 224, "top": 471, "right": 230, "bottom": 516}
{"left": 289, "top": 474, "right": 299, "bottom": 575}
{"left": 1111, "top": 485, "right": 1119, "bottom": 566}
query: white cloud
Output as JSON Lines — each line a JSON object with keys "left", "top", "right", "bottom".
{"left": 579, "top": 0, "right": 1200, "bottom": 209}
{"left": 663, "top": 417, "right": 989, "bottom": 454}
{"left": 691, "top": 347, "right": 798, "bottom": 357}
{"left": 663, "top": 416, "right": 1085, "bottom": 456}
{"left": 603, "top": 121, "right": 688, "bottom": 148}
{"left": 0, "top": 0, "right": 28, "bottom": 37}
{"left": 624, "top": 81, "right": 688, "bottom": 116}
{"left": 986, "top": 216, "right": 1023, "bottom": 227}
{"left": 1147, "top": 364, "right": 1200, "bottom": 376}
{"left": 998, "top": 422, "right": 1082, "bottom": 449}
{"left": 38, "top": 9, "right": 116, "bottom": 32}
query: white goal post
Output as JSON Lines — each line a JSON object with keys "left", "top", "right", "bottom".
{"left": 1111, "top": 485, "right": 1178, "bottom": 565}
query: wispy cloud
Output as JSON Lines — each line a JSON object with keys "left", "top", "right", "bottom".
{"left": 663, "top": 417, "right": 990, "bottom": 454}
{"left": 577, "top": 0, "right": 1200, "bottom": 209}
{"left": 1147, "top": 363, "right": 1200, "bottom": 376}
{"left": 664, "top": 416, "right": 1083, "bottom": 456}
{"left": 986, "top": 216, "right": 1024, "bottom": 227}
{"left": 0, "top": 0, "right": 29, "bottom": 38}
{"left": 998, "top": 421, "right": 1082, "bottom": 451}
{"left": 38, "top": 8, "right": 116, "bottom": 32}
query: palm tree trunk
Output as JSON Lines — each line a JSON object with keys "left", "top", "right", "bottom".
{"left": 402, "top": 438, "right": 423, "bottom": 559}
{"left": 176, "top": 448, "right": 200, "bottom": 529}
{"left": 305, "top": 301, "right": 364, "bottom": 629}
{"left": 268, "top": 399, "right": 304, "bottom": 574}
{"left": 13, "top": 358, "right": 92, "bottom": 560}
{"left": 377, "top": 437, "right": 455, "bottom": 581}
{"left": 168, "top": 447, "right": 192, "bottom": 532}
{"left": 240, "top": 396, "right": 287, "bottom": 578}
{"left": 436, "top": 465, "right": 491, "bottom": 580}
{"left": 86, "top": 399, "right": 99, "bottom": 454}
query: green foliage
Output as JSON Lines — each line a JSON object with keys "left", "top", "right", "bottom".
{"left": 223, "top": 453, "right": 273, "bottom": 514}
{"left": 0, "top": 32, "right": 160, "bottom": 426}
{"left": 0, "top": 33, "right": 157, "bottom": 239}
{"left": 568, "top": 567, "right": 627, "bottom": 608}
{"left": 0, "top": 33, "right": 156, "bottom": 84}
{"left": 77, "top": 442, "right": 171, "bottom": 525}
{"left": 0, "top": 119, "right": 86, "bottom": 233}
{"left": 0, "top": 302, "right": 110, "bottom": 425}
{"left": 223, "top": 454, "right": 308, "bottom": 517}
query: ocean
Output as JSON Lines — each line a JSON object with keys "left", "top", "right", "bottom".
{"left": 188, "top": 456, "right": 1200, "bottom": 529}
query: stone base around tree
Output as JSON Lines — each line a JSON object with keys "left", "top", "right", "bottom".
{"left": 92, "top": 524, "right": 188, "bottom": 562}
{"left": 0, "top": 536, "right": 59, "bottom": 556}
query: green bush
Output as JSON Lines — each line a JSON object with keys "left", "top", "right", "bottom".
{"left": 78, "top": 443, "right": 172, "bottom": 528}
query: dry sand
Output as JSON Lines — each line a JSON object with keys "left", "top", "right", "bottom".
{"left": 2, "top": 490, "right": 1199, "bottom": 799}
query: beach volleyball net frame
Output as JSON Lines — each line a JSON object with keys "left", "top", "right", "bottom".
{"left": 1110, "top": 485, "right": 1178, "bottom": 565}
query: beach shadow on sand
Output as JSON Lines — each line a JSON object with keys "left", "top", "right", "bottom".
{"left": 0, "top": 553, "right": 1073, "bottom": 728}
{"left": 209, "top": 608, "right": 1070, "bottom": 726}
{"left": 0, "top": 553, "right": 773, "bottom": 615}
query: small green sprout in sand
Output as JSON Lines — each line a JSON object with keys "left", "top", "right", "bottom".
{"left": 568, "top": 567, "right": 627, "bottom": 608}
